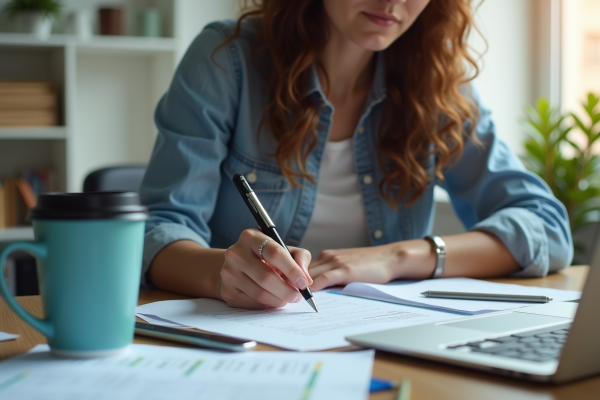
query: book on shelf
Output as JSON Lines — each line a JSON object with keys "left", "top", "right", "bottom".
{"left": 2, "top": 177, "right": 17, "bottom": 227}
{"left": 1, "top": 169, "right": 57, "bottom": 228}
{"left": 0, "top": 81, "right": 59, "bottom": 127}
{"left": 15, "top": 177, "right": 37, "bottom": 209}
{"left": 0, "top": 109, "right": 58, "bottom": 126}
{"left": 0, "top": 81, "right": 55, "bottom": 95}
{"left": 0, "top": 93, "right": 57, "bottom": 110}
{"left": 0, "top": 182, "right": 4, "bottom": 229}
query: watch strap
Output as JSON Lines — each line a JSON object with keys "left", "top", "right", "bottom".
{"left": 424, "top": 235, "right": 446, "bottom": 279}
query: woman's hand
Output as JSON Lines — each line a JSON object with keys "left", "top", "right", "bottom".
{"left": 220, "top": 229, "right": 313, "bottom": 309}
{"left": 307, "top": 245, "right": 400, "bottom": 291}
{"left": 308, "top": 240, "right": 437, "bottom": 291}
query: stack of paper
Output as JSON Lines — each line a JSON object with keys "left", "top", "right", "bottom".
{"left": 0, "top": 331, "right": 18, "bottom": 342}
{"left": 136, "top": 291, "right": 458, "bottom": 351}
{"left": 135, "top": 279, "right": 580, "bottom": 351}
{"left": 0, "top": 344, "right": 374, "bottom": 400}
{"left": 339, "top": 278, "right": 581, "bottom": 315}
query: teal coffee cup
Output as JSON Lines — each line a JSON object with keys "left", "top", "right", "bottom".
{"left": 0, "top": 192, "right": 148, "bottom": 357}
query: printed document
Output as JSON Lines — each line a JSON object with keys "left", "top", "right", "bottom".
{"left": 341, "top": 278, "right": 581, "bottom": 314}
{"left": 136, "top": 291, "right": 457, "bottom": 351}
{"left": 0, "top": 331, "right": 18, "bottom": 342}
{"left": 0, "top": 344, "right": 374, "bottom": 400}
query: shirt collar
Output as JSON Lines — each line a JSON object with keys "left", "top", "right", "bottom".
{"left": 306, "top": 52, "right": 387, "bottom": 106}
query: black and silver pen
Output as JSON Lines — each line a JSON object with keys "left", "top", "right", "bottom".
{"left": 232, "top": 173, "right": 318, "bottom": 312}
{"left": 135, "top": 321, "right": 257, "bottom": 351}
{"left": 421, "top": 291, "right": 553, "bottom": 303}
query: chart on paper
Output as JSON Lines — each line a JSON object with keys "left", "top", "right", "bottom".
{"left": 136, "top": 291, "right": 458, "bottom": 351}
{"left": 0, "top": 344, "right": 374, "bottom": 400}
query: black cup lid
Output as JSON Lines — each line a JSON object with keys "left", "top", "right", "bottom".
{"left": 29, "top": 192, "right": 149, "bottom": 221}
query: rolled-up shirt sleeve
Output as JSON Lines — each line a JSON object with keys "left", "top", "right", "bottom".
{"left": 441, "top": 86, "right": 573, "bottom": 277}
{"left": 139, "top": 23, "right": 240, "bottom": 288}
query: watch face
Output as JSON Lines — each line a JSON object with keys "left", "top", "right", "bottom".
{"left": 427, "top": 235, "right": 445, "bottom": 249}
{"left": 426, "top": 235, "right": 446, "bottom": 279}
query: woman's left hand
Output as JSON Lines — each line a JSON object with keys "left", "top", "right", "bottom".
{"left": 308, "top": 234, "right": 522, "bottom": 291}
{"left": 307, "top": 245, "right": 399, "bottom": 291}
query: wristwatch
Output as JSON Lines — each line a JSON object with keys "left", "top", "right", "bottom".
{"left": 424, "top": 235, "right": 446, "bottom": 279}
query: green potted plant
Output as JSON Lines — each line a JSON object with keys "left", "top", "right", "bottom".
{"left": 521, "top": 93, "right": 600, "bottom": 263}
{"left": 2, "top": 0, "right": 62, "bottom": 40}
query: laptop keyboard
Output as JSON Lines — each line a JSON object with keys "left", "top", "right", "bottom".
{"left": 446, "top": 323, "right": 571, "bottom": 362}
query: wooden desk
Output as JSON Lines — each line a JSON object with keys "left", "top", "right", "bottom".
{"left": 1, "top": 266, "right": 598, "bottom": 400}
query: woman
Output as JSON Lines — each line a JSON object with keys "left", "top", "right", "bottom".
{"left": 140, "top": 0, "right": 573, "bottom": 310}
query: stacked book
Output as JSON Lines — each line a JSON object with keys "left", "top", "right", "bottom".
{"left": 0, "top": 81, "right": 59, "bottom": 126}
{"left": 0, "top": 169, "right": 57, "bottom": 229}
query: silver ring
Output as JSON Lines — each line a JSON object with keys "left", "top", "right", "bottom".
{"left": 258, "top": 238, "right": 273, "bottom": 261}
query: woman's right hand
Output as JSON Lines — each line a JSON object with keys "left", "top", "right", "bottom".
{"left": 220, "top": 229, "right": 313, "bottom": 309}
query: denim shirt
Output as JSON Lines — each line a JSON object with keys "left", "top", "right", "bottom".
{"left": 139, "top": 20, "right": 573, "bottom": 288}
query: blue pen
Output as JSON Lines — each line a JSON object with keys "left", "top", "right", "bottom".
{"left": 370, "top": 377, "right": 398, "bottom": 392}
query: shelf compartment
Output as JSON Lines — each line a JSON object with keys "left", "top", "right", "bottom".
{"left": 76, "top": 36, "right": 176, "bottom": 55}
{"left": 0, "top": 33, "right": 176, "bottom": 55}
{"left": 0, "top": 227, "right": 35, "bottom": 242}
{"left": 0, "top": 126, "right": 67, "bottom": 140}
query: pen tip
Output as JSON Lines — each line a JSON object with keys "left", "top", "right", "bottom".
{"left": 306, "top": 297, "right": 318, "bottom": 313}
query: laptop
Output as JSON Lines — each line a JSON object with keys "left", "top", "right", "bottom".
{"left": 346, "top": 249, "right": 600, "bottom": 383}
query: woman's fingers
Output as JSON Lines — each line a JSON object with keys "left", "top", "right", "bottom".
{"left": 258, "top": 237, "right": 312, "bottom": 289}
{"left": 220, "top": 262, "right": 301, "bottom": 308}
{"left": 220, "top": 229, "right": 314, "bottom": 309}
{"left": 288, "top": 246, "right": 313, "bottom": 284}
{"left": 307, "top": 250, "right": 344, "bottom": 282}
{"left": 224, "top": 245, "right": 299, "bottom": 303}
{"left": 307, "top": 264, "right": 332, "bottom": 281}
{"left": 243, "top": 259, "right": 301, "bottom": 304}
{"left": 223, "top": 286, "right": 287, "bottom": 310}
{"left": 310, "top": 268, "right": 349, "bottom": 291}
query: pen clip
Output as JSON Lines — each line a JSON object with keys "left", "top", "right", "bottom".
{"left": 248, "top": 192, "right": 275, "bottom": 228}
{"left": 233, "top": 174, "right": 275, "bottom": 229}
{"left": 245, "top": 193, "right": 259, "bottom": 214}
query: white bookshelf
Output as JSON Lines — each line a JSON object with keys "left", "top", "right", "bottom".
{"left": 0, "top": 34, "right": 175, "bottom": 196}
{"left": 0, "top": 0, "right": 238, "bottom": 241}
{"left": 0, "top": 0, "right": 238, "bottom": 192}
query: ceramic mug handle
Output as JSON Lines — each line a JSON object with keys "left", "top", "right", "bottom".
{"left": 0, "top": 242, "right": 54, "bottom": 339}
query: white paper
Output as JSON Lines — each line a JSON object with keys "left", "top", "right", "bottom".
{"left": 341, "top": 278, "right": 582, "bottom": 315}
{"left": 135, "top": 291, "right": 457, "bottom": 351}
{"left": 0, "top": 343, "right": 373, "bottom": 400}
{"left": 0, "top": 331, "right": 18, "bottom": 342}
{"left": 136, "top": 313, "right": 193, "bottom": 328}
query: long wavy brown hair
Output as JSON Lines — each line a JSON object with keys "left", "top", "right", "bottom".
{"left": 223, "top": 0, "right": 480, "bottom": 205}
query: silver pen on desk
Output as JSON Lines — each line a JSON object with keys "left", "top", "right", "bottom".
{"left": 421, "top": 291, "right": 553, "bottom": 303}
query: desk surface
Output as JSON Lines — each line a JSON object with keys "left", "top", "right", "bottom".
{"left": 1, "top": 266, "right": 598, "bottom": 400}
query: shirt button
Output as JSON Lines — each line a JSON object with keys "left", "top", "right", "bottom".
{"left": 373, "top": 230, "right": 383, "bottom": 240}
{"left": 246, "top": 170, "right": 258, "bottom": 184}
{"left": 362, "top": 175, "right": 373, "bottom": 185}
{"left": 358, "top": 126, "right": 364, "bottom": 134}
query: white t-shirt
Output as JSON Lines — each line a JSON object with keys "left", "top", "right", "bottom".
{"left": 300, "top": 138, "right": 371, "bottom": 258}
